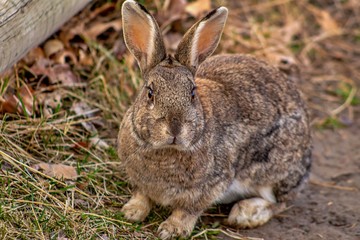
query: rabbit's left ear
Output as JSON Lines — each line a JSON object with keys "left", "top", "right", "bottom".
{"left": 122, "top": 0, "right": 166, "bottom": 74}
{"left": 175, "top": 7, "right": 228, "bottom": 74}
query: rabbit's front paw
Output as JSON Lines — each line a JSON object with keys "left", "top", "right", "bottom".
{"left": 157, "top": 209, "right": 198, "bottom": 239}
{"left": 227, "top": 197, "right": 274, "bottom": 228}
{"left": 121, "top": 193, "right": 151, "bottom": 222}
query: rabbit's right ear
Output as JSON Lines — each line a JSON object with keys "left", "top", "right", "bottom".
{"left": 175, "top": 7, "right": 228, "bottom": 74}
{"left": 122, "top": 0, "right": 166, "bottom": 73}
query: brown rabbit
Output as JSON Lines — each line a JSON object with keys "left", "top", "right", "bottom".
{"left": 118, "top": 0, "right": 311, "bottom": 239}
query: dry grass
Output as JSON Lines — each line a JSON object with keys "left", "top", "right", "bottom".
{"left": 0, "top": 0, "right": 359, "bottom": 239}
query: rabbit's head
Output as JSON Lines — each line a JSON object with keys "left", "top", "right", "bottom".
{"left": 122, "top": 0, "right": 228, "bottom": 150}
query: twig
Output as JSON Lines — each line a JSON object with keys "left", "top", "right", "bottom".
{"left": 81, "top": 212, "right": 132, "bottom": 226}
{"left": 330, "top": 84, "right": 357, "bottom": 116}
{"left": 310, "top": 180, "right": 358, "bottom": 192}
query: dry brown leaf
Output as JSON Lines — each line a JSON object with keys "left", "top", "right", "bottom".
{"left": 79, "top": 49, "right": 94, "bottom": 66}
{"left": 31, "top": 60, "right": 80, "bottom": 86}
{"left": 307, "top": 5, "right": 341, "bottom": 35}
{"left": 0, "top": 94, "right": 20, "bottom": 114}
{"left": 54, "top": 50, "right": 78, "bottom": 65}
{"left": 52, "top": 64, "right": 79, "bottom": 86}
{"left": 59, "top": 23, "right": 85, "bottom": 49}
{"left": 90, "top": 137, "right": 109, "bottom": 149}
{"left": 84, "top": 20, "right": 122, "bottom": 39}
{"left": 157, "top": 0, "right": 186, "bottom": 27}
{"left": 37, "top": 90, "right": 64, "bottom": 117}
{"left": 87, "top": 2, "right": 116, "bottom": 20}
{"left": 279, "top": 20, "right": 302, "bottom": 45}
{"left": 163, "top": 32, "right": 183, "bottom": 54}
{"left": 71, "top": 102, "right": 109, "bottom": 150}
{"left": 32, "top": 163, "right": 78, "bottom": 180}
{"left": 44, "top": 39, "right": 64, "bottom": 58}
{"left": 59, "top": 2, "right": 117, "bottom": 47}
{"left": 0, "top": 85, "right": 35, "bottom": 115}
{"left": 57, "top": 231, "right": 69, "bottom": 240}
{"left": 23, "top": 47, "right": 45, "bottom": 65}
{"left": 185, "top": 0, "right": 211, "bottom": 17}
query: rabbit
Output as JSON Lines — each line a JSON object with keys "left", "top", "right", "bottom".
{"left": 118, "top": 0, "right": 312, "bottom": 239}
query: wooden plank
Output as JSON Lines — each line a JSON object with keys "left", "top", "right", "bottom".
{"left": 0, "top": 0, "right": 91, "bottom": 73}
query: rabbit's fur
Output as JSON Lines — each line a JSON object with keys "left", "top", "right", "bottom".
{"left": 118, "top": 1, "right": 311, "bottom": 239}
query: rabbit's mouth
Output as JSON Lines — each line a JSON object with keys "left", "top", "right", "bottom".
{"left": 168, "top": 136, "right": 181, "bottom": 146}
{"left": 164, "top": 136, "right": 188, "bottom": 150}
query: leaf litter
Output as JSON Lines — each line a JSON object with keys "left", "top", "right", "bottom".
{"left": 32, "top": 162, "right": 78, "bottom": 180}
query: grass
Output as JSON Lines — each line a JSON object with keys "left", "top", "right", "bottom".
{"left": 0, "top": 0, "right": 359, "bottom": 239}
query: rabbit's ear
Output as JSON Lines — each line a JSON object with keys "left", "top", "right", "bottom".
{"left": 175, "top": 7, "right": 228, "bottom": 74}
{"left": 122, "top": 0, "right": 166, "bottom": 73}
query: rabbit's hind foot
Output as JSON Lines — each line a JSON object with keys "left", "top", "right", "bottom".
{"left": 227, "top": 197, "right": 279, "bottom": 229}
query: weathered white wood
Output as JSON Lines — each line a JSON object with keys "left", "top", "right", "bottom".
{"left": 0, "top": 0, "right": 92, "bottom": 73}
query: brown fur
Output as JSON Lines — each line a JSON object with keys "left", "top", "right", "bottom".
{"left": 118, "top": 1, "right": 311, "bottom": 239}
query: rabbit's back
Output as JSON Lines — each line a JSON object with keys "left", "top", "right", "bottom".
{"left": 196, "top": 54, "right": 307, "bottom": 130}
{"left": 195, "top": 54, "right": 311, "bottom": 199}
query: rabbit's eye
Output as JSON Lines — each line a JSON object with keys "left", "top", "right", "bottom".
{"left": 191, "top": 86, "right": 196, "bottom": 100}
{"left": 147, "top": 87, "right": 154, "bottom": 99}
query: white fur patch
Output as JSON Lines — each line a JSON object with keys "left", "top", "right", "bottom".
{"left": 145, "top": 14, "right": 156, "bottom": 66}
{"left": 217, "top": 181, "right": 276, "bottom": 205}
{"left": 216, "top": 180, "right": 255, "bottom": 204}
{"left": 190, "top": 21, "right": 205, "bottom": 67}
{"left": 258, "top": 186, "right": 276, "bottom": 203}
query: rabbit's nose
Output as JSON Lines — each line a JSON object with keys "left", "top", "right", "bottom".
{"left": 169, "top": 117, "right": 181, "bottom": 137}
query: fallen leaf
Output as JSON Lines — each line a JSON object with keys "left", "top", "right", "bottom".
{"left": 32, "top": 163, "right": 78, "bottom": 180}
{"left": 278, "top": 20, "right": 302, "bottom": 45}
{"left": 73, "top": 141, "right": 90, "bottom": 149}
{"left": 54, "top": 50, "right": 78, "bottom": 65}
{"left": 37, "top": 90, "right": 64, "bottom": 117}
{"left": 71, "top": 102, "right": 109, "bottom": 150}
{"left": 31, "top": 59, "right": 80, "bottom": 86}
{"left": 71, "top": 101, "right": 98, "bottom": 118}
{"left": 185, "top": 0, "right": 211, "bottom": 17}
{"left": 79, "top": 49, "right": 94, "bottom": 66}
{"left": 23, "top": 47, "right": 45, "bottom": 65}
{"left": 84, "top": 20, "right": 122, "bottom": 39}
{"left": 90, "top": 136, "right": 110, "bottom": 149}
{"left": 57, "top": 230, "right": 70, "bottom": 240}
{"left": 59, "top": 2, "right": 117, "bottom": 48}
{"left": 163, "top": 32, "right": 183, "bottom": 54}
{"left": 307, "top": 5, "right": 341, "bottom": 35}
{"left": 52, "top": 64, "right": 80, "bottom": 86}
{"left": 87, "top": 2, "right": 116, "bottom": 20}
{"left": 44, "top": 39, "right": 64, "bottom": 58}
{"left": 157, "top": 0, "right": 186, "bottom": 27}
{"left": 0, "top": 85, "right": 35, "bottom": 115}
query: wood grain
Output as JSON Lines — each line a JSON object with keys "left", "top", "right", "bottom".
{"left": 0, "top": 0, "right": 91, "bottom": 73}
